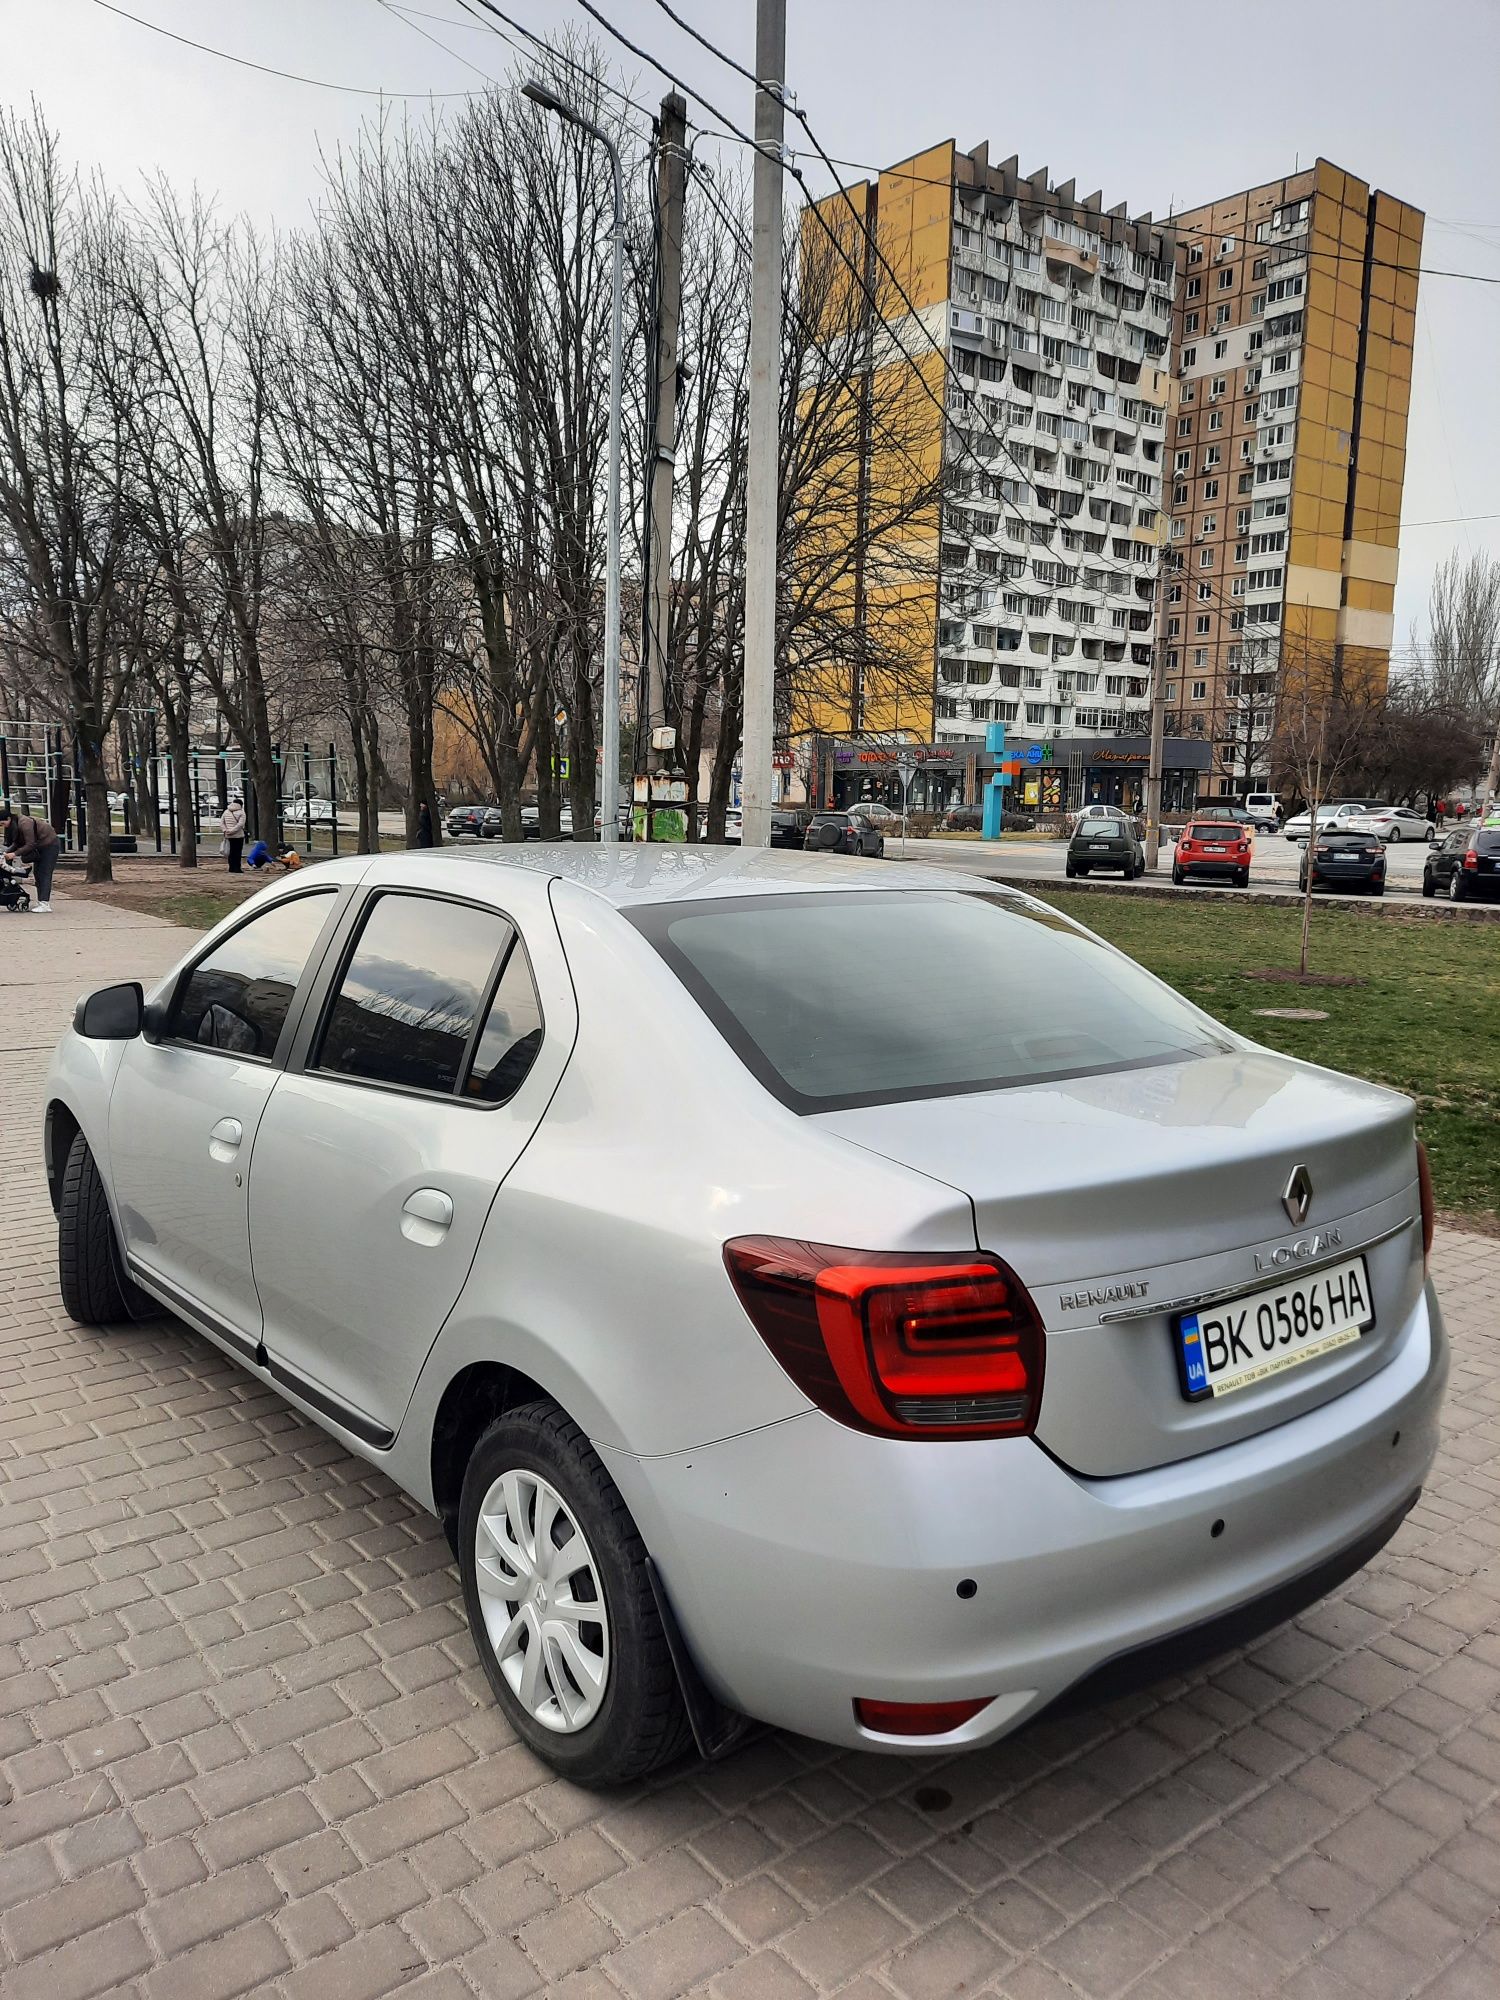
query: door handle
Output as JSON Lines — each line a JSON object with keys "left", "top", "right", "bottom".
{"left": 401, "top": 1188, "right": 454, "bottom": 1247}
{"left": 209, "top": 1117, "right": 243, "bottom": 1163}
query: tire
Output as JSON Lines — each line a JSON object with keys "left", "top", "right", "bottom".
{"left": 1064, "top": 862, "right": 1077, "bottom": 879}
{"left": 1171, "top": 865, "right": 1184, "bottom": 885}
{"left": 1076, "top": 866, "right": 1089, "bottom": 877}
{"left": 1449, "top": 872, "right": 1465, "bottom": 903}
{"left": 1235, "top": 869, "right": 1250, "bottom": 889}
{"left": 458, "top": 1400, "right": 691, "bottom": 1786}
{"left": 1371, "top": 882, "right": 1385, "bottom": 897}
{"left": 1387, "top": 827, "right": 1401, "bottom": 844}
{"left": 58, "top": 1132, "right": 152, "bottom": 1325}
{"left": 1422, "top": 872, "right": 1435, "bottom": 899}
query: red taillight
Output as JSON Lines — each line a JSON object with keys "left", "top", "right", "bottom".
{"left": 1463, "top": 850, "right": 1478, "bottom": 869}
{"left": 1179, "top": 840, "right": 1193, "bottom": 854}
{"left": 1416, "top": 1140, "right": 1435, "bottom": 1265}
{"left": 723, "top": 1236, "right": 1045, "bottom": 1440}
{"left": 854, "top": 1697, "right": 991, "bottom": 1736}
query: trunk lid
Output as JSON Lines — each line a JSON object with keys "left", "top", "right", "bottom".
{"left": 816, "top": 1048, "right": 1425, "bottom": 1475}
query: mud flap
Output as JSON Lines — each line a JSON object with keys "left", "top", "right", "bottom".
{"left": 646, "top": 1556, "right": 759, "bottom": 1762}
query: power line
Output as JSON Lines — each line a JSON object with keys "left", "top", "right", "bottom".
{"left": 377, "top": 0, "right": 506, "bottom": 85}
{"left": 453, "top": 0, "right": 656, "bottom": 118}
{"left": 90, "top": 0, "right": 486, "bottom": 97}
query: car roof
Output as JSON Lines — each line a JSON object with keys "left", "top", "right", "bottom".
{"left": 343, "top": 842, "right": 1026, "bottom": 911}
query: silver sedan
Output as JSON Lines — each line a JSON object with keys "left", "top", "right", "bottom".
{"left": 45, "top": 847, "right": 1446, "bottom": 1782}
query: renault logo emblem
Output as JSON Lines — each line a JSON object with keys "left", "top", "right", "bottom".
{"left": 1282, "top": 1164, "right": 1313, "bottom": 1227}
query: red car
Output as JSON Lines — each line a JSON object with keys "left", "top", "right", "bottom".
{"left": 1172, "top": 819, "right": 1252, "bottom": 888}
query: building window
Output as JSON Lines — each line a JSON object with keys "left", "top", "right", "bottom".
{"left": 1173, "top": 481, "right": 1188, "bottom": 505}
{"left": 1199, "top": 547, "right": 1214, "bottom": 568}
{"left": 1185, "top": 311, "right": 1200, "bottom": 334}
{"left": 1235, "top": 540, "right": 1249, "bottom": 563}
{"left": 1181, "top": 344, "right": 1197, "bottom": 367}
{"left": 1203, "top": 478, "right": 1220, "bottom": 500}
{"left": 1174, "top": 449, "right": 1191, "bottom": 471}
{"left": 1177, "top": 415, "right": 1192, "bottom": 437}
{"left": 1193, "top": 648, "right": 1207, "bottom": 667}
{"left": 1210, "top": 375, "right": 1227, "bottom": 398}
{"left": 1188, "top": 244, "right": 1204, "bottom": 265}
{"left": 1252, "top": 258, "right": 1267, "bottom": 280}
{"left": 1237, "top": 507, "right": 1252, "bottom": 530}
{"left": 1204, "top": 445, "right": 1222, "bottom": 467}
{"left": 1185, "top": 276, "right": 1202, "bottom": 299}
{"left": 1200, "top": 514, "right": 1217, "bottom": 536}
{"left": 1214, "top": 303, "right": 1231, "bottom": 327}
{"left": 1217, "top": 268, "right": 1234, "bottom": 290}
{"left": 1208, "top": 410, "right": 1224, "bottom": 431}
{"left": 1167, "top": 583, "right": 1182, "bottom": 603}
{"left": 1195, "top": 613, "right": 1211, "bottom": 634}
{"left": 1192, "top": 680, "right": 1207, "bottom": 700}
{"left": 1196, "top": 582, "right": 1213, "bottom": 601}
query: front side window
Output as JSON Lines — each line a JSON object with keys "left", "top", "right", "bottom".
{"left": 315, "top": 894, "right": 517, "bottom": 1097}
{"left": 634, "top": 891, "right": 1229, "bottom": 1113}
{"left": 172, "top": 892, "right": 336, "bottom": 1059}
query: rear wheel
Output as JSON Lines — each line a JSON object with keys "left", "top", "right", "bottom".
{"left": 1449, "top": 872, "right": 1466, "bottom": 902}
{"left": 1371, "top": 882, "right": 1386, "bottom": 897}
{"left": 1422, "top": 871, "right": 1436, "bottom": 899}
{"left": 458, "top": 1400, "right": 690, "bottom": 1785}
{"left": 58, "top": 1132, "right": 152, "bottom": 1325}
{"left": 1171, "top": 864, "right": 1184, "bottom": 885}
{"left": 1235, "top": 869, "right": 1250, "bottom": 889}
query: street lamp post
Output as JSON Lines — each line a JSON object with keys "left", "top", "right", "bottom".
{"left": 523, "top": 80, "right": 625, "bottom": 845}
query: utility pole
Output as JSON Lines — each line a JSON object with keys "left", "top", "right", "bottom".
{"left": 1144, "top": 569, "right": 1169, "bottom": 868}
{"left": 741, "top": 0, "right": 786, "bottom": 849}
{"left": 645, "top": 92, "right": 688, "bottom": 834}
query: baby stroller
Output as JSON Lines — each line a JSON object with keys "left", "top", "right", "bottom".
{"left": 0, "top": 856, "right": 31, "bottom": 912}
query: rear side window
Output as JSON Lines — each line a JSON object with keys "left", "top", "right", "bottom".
{"left": 465, "top": 943, "right": 544, "bottom": 1102}
{"left": 634, "top": 890, "right": 1229, "bottom": 1112}
{"left": 172, "top": 891, "right": 336, "bottom": 1059}
{"left": 315, "top": 894, "right": 512, "bottom": 1096}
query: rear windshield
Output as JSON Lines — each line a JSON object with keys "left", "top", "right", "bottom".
{"left": 1185, "top": 823, "right": 1241, "bottom": 839}
{"left": 1476, "top": 831, "right": 1500, "bottom": 856}
{"left": 631, "top": 890, "right": 1230, "bottom": 1112}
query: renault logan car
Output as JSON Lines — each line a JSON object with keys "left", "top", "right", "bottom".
{"left": 45, "top": 848, "right": 1445, "bottom": 1783}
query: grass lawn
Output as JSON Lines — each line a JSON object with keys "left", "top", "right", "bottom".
{"left": 1049, "top": 893, "right": 1500, "bottom": 1226}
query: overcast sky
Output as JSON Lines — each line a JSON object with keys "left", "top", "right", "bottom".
{"left": 11, "top": 0, "right": 1499, "bottom": 655}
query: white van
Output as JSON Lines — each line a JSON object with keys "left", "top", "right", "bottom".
{"left": 1243, "top": 792, "right": 1281, "bottom": 831}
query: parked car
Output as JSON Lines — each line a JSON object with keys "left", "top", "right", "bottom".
{"left": 1343, "top": 806, "right": 1435, "bottom": 845}
{"left": 847, "top": 801, "right": 902, "bottom": 834}
{"left": 1243, "top": 792, "right": 1282, "bottom": 833}
{"left": 283, "top": 796, "right": 338, "bottom": 826}
{"left": 1172, "top": 820, "right": 1253, "bottom": 888}
{"left": 769, "top": 809, "right": 813, "bottom": 849}
{"left": 941, "top": 805, "right": 983, "bottom": 833}
{"left": 1065, "top": 814, "right": 1144, "bottom": 879}
{"left": 446, "top": 804, "right": 499, "bottom": 840}
{"left": 804, "top": 809, "right": 885, "bottom": 857}
{"left": 1423, "top": 825, "right": 1500, "bottom": 903}
{"left": 592, "top": 805, "right": 633, "bottom": 839}
{"left": 1284, "top": 800, "right": 1387, "bottom": 842}
{"left": 523, "top": 805, "right": 574, "bottom": 840}
{"left": 46, "top": 847, "right": 1446, "bottom": 1782}
{"left": 1298, "top": 831, "right": 1387, "bottom": 896}
{"left": 1072, "top": 802, "right": 1140, "bottom": 831}
{"left": 1190, "top": 803, "right": 1256, "bottom": 830}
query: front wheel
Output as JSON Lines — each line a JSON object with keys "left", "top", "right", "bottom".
{"left": 1064, "top": 861, "right": 1077, "bottom": 879}
{"left": 1387, "top": 827, "right": 1401, "bottom": 844}
{"left": 58, "top": 1132, "right": 153, "bottom": 1325}
{"left": 1422, "top": 872, "right": 1436, "bottom": 899}
{"left": 458, "top": 1401, "right": 690, "bottom": 1785}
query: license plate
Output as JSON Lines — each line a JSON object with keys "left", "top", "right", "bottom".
{"left": 1175, "top": 1256, "right": 1373, "bottom": 1400}
{"left": 1205, "top": 844, "right": 1229, "bottom": 852}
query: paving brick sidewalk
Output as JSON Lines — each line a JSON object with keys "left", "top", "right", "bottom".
{"left": 3, "top": 897, "right": 1499, "bottom": 2000}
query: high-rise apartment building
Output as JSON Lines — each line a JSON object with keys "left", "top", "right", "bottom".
{"left": 1161, "top": 161, "right": 1422, "bottom": 797}
{"left": 804, "top": 144, "right": 1181, "bottom": 810}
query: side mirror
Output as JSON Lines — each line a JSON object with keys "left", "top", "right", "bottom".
{"left": 74, "top": 982, "right": 144, "bottom": 1040}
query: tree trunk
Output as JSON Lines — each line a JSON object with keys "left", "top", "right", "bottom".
{"left": 166, "top": 720, "right": 198, "bottom": 869}
{"left": 77, "top": 732, "right": 114, "bottom": 885}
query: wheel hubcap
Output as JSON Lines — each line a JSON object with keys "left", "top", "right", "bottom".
{"left": 474, "top": 1470, "right": 610, "bottom": 1733}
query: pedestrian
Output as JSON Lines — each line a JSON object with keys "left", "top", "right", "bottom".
{"left": 416, "top": 799, "right": 434, "bottom": 848}
{"left": 2, "top": 804, "right": 60, "bottom": 913}
{"left": 244, "top": 837, "right": 274, "bottom": 870}
{"left": 220, "top": 795, "right": 246, "bottom": 874}
{"left": 277, "top": 845, "right": 304, "bottom": 872}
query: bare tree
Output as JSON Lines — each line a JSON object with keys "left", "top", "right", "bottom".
{"left": 1422, "top": 551, "right": 1500, "bottom": 815}
{"left": 1269, "top": 631, "right": 1387, "bottom": 975}
{"left": 0, "top": 107, "right": 139, "bottom": 880}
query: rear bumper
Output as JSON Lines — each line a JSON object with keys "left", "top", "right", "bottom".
{"left": 603, "top": 1280, "right": 1446, "bottom": 1752}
